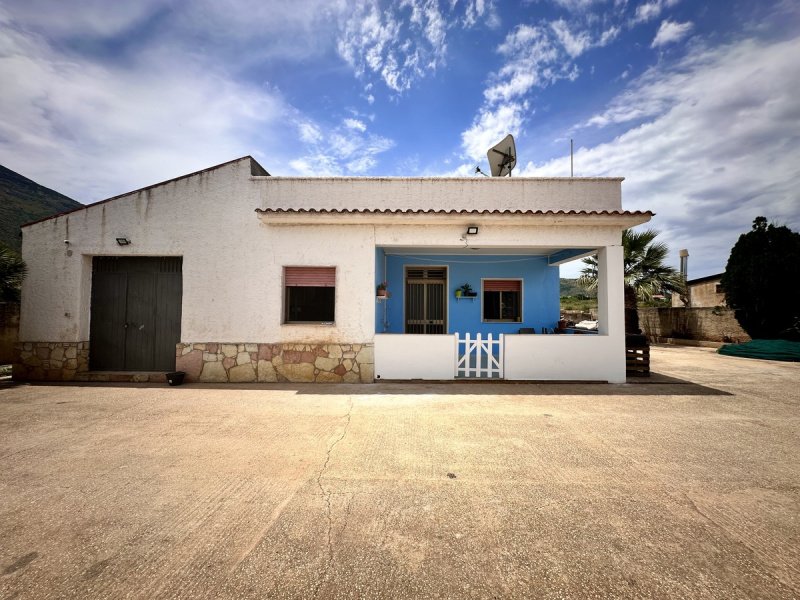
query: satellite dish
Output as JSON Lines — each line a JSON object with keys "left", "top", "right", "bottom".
{"left": 487, "top": 134, "right": 516, "bottom": 177}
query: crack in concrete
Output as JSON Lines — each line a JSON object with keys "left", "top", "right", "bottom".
{"left": 313, "top": 396, "right": 353, "bottom": 598}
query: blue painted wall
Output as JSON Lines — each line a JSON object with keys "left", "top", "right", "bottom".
{"left": 376, "top": 252, "right": 560, "bottom": 334}
{"left": 375, "top": 247, "right": 387, "bottom": 333}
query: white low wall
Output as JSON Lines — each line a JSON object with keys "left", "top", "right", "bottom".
{"left": 504, "top": 334, "right": 626, "bottom": 382}
{"left": 375, "top": 333, "right": 626, "bottom": 382}
{"left": 374, "top": 334, "right": 456, "bottom": 380}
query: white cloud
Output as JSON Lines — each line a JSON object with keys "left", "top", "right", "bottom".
{"left": 484, "top": 24, "right": 563, "bottom": 104}
{"left": 463, "top": 0, "right": 499, "bottom": 28}
{"left": 0, "top": 4, "right": 401, "bottom": 188}
{"left": 599, "top": 25, "right": 621, "bottom": 45}
{"left": 523, "top": 36, "right": 800, "bottom": 277}
{"left": 651, "top": 19, "right": 693, "bottom": 47}
{"left": 403, "top": 0, "right": 447, "bottom": 55}
{"left": 631, "top": 0, "right": 681, "bottom": 25}
{"left": 550, "top": 19, "right": 592, "bottom": 57}
{"left": 483, "top": 17, "right": 622, "bottom": 106}
{"left": 346, "top": 155, "right": 378, "bottom": 173}
{"left": 463, "top": 12, "right": 621, "bottom": 160}
{"left": 289, "top": 117, "right": 394, "bottom": 176}
{"left": 551, "top": 0, "right": 607, "bottom": 12}
{"left": 0, "top": 15, "right": 292, "bottom": 202}
{"left": 461, "top": 102, "right": 527, "bottom": 160}
{"left": 336, "top": 0, "right": 451, "bottom": 93}
{"left": 298, "top": 122, "right": 323, "bottom": 144}
{"left": 632, "top": 1, "right": 663, "bottom": 23}
{"left": 6, "top": 0, "right": 343, "bottom": 71}
{"left": 335, "top": 0, "right": 504, "bottom": 95}
{"left": 343, "top": 118, "right": 367, "bottom": 132}
{"left": 0, "top": 0, "right": 167, "bottom": 37}
{"left": 337, "top": 2, "right": 402, "bottom": 82}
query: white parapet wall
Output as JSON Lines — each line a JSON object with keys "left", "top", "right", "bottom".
{"left": 504, "top": 334, "right": 626, "bottom": 383}
{"left": 255, "top": 176, "right": 624, "bottom": 213}
{"left": 376, "top": 332, "right": 626, "bottom": 383}
{"left": 374, "top": 334, "right": 457, "bottom": 380}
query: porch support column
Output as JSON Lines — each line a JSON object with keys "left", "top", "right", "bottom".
{"left": 597, "top": 244, "right": 626, "bottom": 382}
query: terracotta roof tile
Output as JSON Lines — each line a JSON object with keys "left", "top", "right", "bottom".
{"left": 256, "top": 208, "right": 653, "bottom": 216}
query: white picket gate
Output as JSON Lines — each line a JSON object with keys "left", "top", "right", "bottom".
{"left": 455, "top": 332, "right": 504, "bottom": 378}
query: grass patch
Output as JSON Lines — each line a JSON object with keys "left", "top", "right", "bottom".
{"left": 560, "top": 296, "right": 598, "bottom": 312}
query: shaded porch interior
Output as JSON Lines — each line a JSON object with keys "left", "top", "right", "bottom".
{"left": 374, "top": 246, "right": 593, "bottom": 336}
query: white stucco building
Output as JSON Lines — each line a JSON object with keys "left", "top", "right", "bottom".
{"left": 15, "top": 156, "right": 651, "bottom": 384}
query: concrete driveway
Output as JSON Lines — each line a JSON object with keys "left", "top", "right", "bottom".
{"left": 1, "top": 346, "right": 799, "bottom": 599}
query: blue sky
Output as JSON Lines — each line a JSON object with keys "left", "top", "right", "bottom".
{"left": 1, "top": 0, "right": 798, "bottom": 278}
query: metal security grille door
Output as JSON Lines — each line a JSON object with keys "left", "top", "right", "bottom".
{"left": 405, "top": 267, "right": 446, "bottom": 334}
{"left": 90, "top": 257, "right": 183, "bottom": 371}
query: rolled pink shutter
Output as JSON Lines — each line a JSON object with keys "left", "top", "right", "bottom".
{"left": 483, "top": 279, "right": 521, "bottom": 292}
{"left": 284, "top": 267, "right": 336, "bottom": 287}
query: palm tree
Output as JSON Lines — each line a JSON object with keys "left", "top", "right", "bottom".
{"left": 0, "top": 243, "right": 27, "bottom": 302}
{"left": 578, "top": 228, "right": 685, "bottom": 333}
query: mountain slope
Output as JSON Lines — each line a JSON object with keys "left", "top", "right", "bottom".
{"left": 560, "top": 277, "right": 596, "bottom": 298}
{"left": 0, "top": 165, "right": 82, "bottom": 252}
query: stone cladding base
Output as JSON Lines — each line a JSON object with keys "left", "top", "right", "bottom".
{"left": 14, "top": 341, "right": 375, "bottom": 383}
{"left": 14, "top": 342, "right": 89, "bottom": 381}
{"left": 176, "top": 342, "right": 374, "bottom": 383}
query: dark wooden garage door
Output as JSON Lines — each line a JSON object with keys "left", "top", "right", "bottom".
{"left": 90, "top": 257, "right": 183, "bottom": 371}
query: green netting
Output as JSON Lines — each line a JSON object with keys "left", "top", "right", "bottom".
{"left": 718, "top": 339, "right": 800, "bottom": 362}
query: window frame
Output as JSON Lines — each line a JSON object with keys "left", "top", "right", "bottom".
{"left": 282, "top": 266, "right": 336, "bottom": 325}
{"left": 481, "top": 278, "right": 523, "bottom": 323}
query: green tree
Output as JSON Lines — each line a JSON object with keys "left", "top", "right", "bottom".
{"left": 721, "top": 217, "right": 800, "bottom": 340}
{"left": 578, "top": 228, "right": 685, "bottom": 333}
{"left": 0, "top": 243, "right": 27, "bottom": 302}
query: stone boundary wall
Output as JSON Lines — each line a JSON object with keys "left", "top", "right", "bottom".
{"left": 0, "top": 303, "right": 20, "bottom": 364}
{"left": 14, "top": 341, "right": 375, "bottom": 383}
{"left": 638, "top": 307, "right": 750, "bottom": 343}
{"left": 176, "top": 342, "right": 374, "bottom": 383}
{"left": 14, "top": 342, "right": 90, "bottom": 381}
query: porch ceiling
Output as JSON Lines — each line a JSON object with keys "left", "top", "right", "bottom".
{"left": 384, "top": 246, "right": 581, "bottom": 256}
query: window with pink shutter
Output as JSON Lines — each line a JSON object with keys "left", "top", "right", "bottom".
{"left": 284, "top": 267, "right": 336, "bottom": 323}
{"left": 483, "top": 279, "right": 522, "bottom": 322}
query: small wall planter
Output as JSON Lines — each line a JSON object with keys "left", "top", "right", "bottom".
{"left": 457, "top": 284, "right": 477, "bottom": 298}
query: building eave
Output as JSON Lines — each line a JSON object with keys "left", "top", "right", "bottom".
{"left": 255, "top": 208, "right": 653, "bottom": 228}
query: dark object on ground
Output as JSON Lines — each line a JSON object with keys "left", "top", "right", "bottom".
{"left": 166, "top": 371, "right": 186, "bottom": 386}
{"left": 626, "top": 334, "right": 650, "bottom": 376}
{"left": 718, "top": 339, "right": 800, "bottom": 362}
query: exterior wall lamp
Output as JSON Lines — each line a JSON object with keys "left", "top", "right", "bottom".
{"left": 466, "top": 226, "right": 479, "bottom": 235}
{"left": 116, "top": 237, "right": 131, "bottom": 246}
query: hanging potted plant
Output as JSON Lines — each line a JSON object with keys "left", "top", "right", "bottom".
{"left": 376, "top": 281, "right": 388, "bottom": 297}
